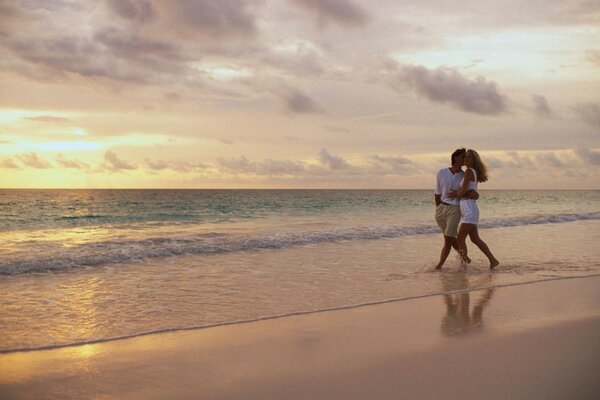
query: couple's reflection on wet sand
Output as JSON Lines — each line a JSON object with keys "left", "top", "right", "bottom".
{"left": 440, "top": 273, "right": 495, "bottom": 337}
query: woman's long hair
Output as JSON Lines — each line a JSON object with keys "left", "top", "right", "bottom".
{"left": 467, "top": 149, "right": 489, "bottom": 182}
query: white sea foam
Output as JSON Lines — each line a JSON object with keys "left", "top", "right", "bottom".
{"left": 1, "top": 211, "right": 599, "bottom": 275}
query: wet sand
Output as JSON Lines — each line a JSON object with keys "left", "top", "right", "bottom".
{"left": 1, "top": 276, "right": 599, "bottom": 400}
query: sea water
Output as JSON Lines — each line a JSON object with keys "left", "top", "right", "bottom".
{"left": 1, "top": 189, "right": 599, "bottom": 352}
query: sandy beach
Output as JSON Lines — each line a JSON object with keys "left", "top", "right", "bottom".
{"left": 1, "top": 275, "right": 599, "bottom": 400}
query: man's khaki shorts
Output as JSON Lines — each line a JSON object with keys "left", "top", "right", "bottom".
{"left": 435, "top": 204, "right": 461, "bottom": 237}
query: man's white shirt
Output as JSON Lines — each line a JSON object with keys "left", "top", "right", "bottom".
{"left": 435, "top": 168, "right": 464, "bottom": 206}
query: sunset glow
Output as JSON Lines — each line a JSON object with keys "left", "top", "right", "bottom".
{"left": 1, "top": 1, "right": 599, "bottom": 188}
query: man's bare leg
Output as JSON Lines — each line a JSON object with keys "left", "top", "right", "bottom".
{"left": 435, "top": 236, "right": 469, "bottom": 269}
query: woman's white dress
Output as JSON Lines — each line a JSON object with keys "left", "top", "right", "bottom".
{"left": 460, "top": 168, "right": 479, "bottom": 225}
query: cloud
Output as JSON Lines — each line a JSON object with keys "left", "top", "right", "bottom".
{"left": 95, "top": 28, "right": 183, "bottom": 63}
{"left": 534, "top": 152, "right": 566, "bottom": 168}
{"left": 55, "top": 154, "right": 90, "bottom": 170}
{"left": 484, "top": 151, "right": 537, "bottom": 170}
{"left": 584, "top": 49, "right": 600, "bottom": 67}
{"left": 283, "top": 89, "right": 323, "bottom": 114}
{"left": 217, "top": 156, "right": 254, "bottom": 174}
{"left": 574, "top": 146, "right": 600, "bottom": 165}
{"left": 17, "top": 152, "right": 52, "bottom": 169}
{"left": 292, "top": 0, "right": 369, "bottom": 27}
{"left": 257, "top": 159, "right": 306, "bottom": 175}
{"left": 393, "top": 64, "right": 508, "bottom": 115}
{"left": 318, "top": 148, "right": 349, "bottom": 170}
{"left": 368, "top": 154, "right": 413, "bottom": 172}
{"left": 483, "top": 149, "right": 597, "bottom": 172}
{"left": 217, "top": 156, "right": 306, "bottom": 176}
{"left": 0, "top": 1, "right": 249, "bottom": 86}
{"left": 0, "top": 159, "right": 20, "bottom": 169}
{"left": 145, "top": 158, "right": 208, "bottom": 172}
{"left": 102, "top": 150, "right": 137, "bottom": 172}
{"left": 24, "top": 115, "right": 72, "bottom": 124}
{"left": 531, "top": 94, "right": 553, "bottom": 118}
{"left": 573, "top": 102, "right": 600, "bottom": 128}
{"left": 152, "top": 0, "right": 258, "bottom": 39}
{"left": 104, "top": 0, "right": 155, "bottom": 23}
{"left": 262, "top": 41, "right": 325, "bottom": 77}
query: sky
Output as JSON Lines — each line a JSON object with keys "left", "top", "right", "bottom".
{"left": 0, "top": 0, "right": 599, "bottom": 189}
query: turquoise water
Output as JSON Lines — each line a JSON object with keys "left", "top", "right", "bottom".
{"left": 0, "top": 189, "right": 599, "bottom": 352}
{"left": 1, "top": 189, "right": 598, "bottom": 274}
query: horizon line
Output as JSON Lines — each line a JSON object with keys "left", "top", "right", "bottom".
{"left": 0, "top": 188, "right": 598, "bottom": 191}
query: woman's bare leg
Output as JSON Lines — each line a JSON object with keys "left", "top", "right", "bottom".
{"left": 468, "top": 227, "right": 500, "bottom": 269}
{"left": 456, "top": 223, "right": 474, "bottom": 268}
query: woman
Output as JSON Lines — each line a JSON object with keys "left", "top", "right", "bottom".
{"left": 449, "top": 149, "right": 499, "bottom": 270}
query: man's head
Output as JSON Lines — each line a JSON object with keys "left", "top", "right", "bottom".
{"left": 451, "top": 148, "right": 466, "bottom": 166}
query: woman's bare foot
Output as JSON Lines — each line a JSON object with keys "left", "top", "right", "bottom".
{"left": 490, "top": 259, "right": 500, "bottom": 270}
{"left": 458, "top": 253, "right": 471, "bottom": 264}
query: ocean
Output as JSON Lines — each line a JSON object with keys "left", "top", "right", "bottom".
{"left": 1, "top": 189, "right": 599, "bottom": 353}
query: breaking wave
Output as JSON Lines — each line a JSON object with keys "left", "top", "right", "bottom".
{"left": 1, "top": 211, "right": 599, "bottom": 275}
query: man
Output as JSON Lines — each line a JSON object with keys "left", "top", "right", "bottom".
{"left": 434, "top": 148, "right": 478, "bottom": 269}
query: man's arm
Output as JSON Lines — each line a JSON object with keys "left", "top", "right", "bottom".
{"left": 448, "top": 189, "right": 478, "bottom": 200}
{"left": 435, "top": 194, "right": 442, "bottom": 206}
{"left": 466, "top": 190, "right": 479, "bottom": 200}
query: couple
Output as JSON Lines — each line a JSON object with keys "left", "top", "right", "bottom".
{"left": 434, "top": 148, "right": 499, "bottom": 270}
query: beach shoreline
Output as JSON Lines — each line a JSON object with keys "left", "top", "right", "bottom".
{"left": 1, "top": 275, "right": 599, "bottom": 400}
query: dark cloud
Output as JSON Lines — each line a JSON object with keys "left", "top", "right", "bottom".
{"left": 0, "top": 158, "right": 20, "bottom": 169}
{"left": 573, "top": 102, "right": 600, "bottom": 128}
{"left": 95, "top": 28, "right": 182, "bottom": 62}
{"left": 0, "top": 1, "right": 23, "bottom": 33}
{"left": 104, "top": 0, "right": 155, "bottom": 23}
{"left": 217, "top": 156, "right": 254, "bottom": 173}
{"left": 17, "top": 152, "right": 52, "bottom": 169}
{"left": 102, "top": 150, "right": 137, "bottom": 171}
{"left": 55, "top": 154, "right": 90, "bottom": 170}
{"left": 283, "top": 89, "right": 323, "bottom": 113}
{"left": 318, "top": 148, "right": 349, "bottom": 170}
{"left": 217, "top": 156, "right": 306, "bottom": 176}
{"left": 292, "top": 0, "right": 369, "bottom": 27}
{"left": 574, "top": 146, "right": 600, "bottom": 165}
{"left": 4, "top": 28, "right": 194, "bottom": 85}
{"left": 531, "top": 94, "right": 553, "bottom": 118}
{"left": 262, "top": 44, "right": 325, "bottom": 77}
{"left": 145, "top": 158, "right": 208, "bottom": 172}
{"left": 0, "top": 1, "right": 254, "bottom": 86}
{"left": 5, "top": 34, "right": 104, "bottom": 79}
{"left": 153, "top": 0, "right": 258, "bottom": 39}
{"left": 392, "top": 64, "right": 508, "bottom": 115}
{"left": 145, "top": 158, "right": 170, "bottom": 170}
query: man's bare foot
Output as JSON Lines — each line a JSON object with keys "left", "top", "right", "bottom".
{"left": 490, "top": 259, "right": 500, "bottom": 270}
{"left": 434, "top": 265, "right": 442, "bottom": 270}
{"left": 464, "top": 255, "right": 472, "bottom": 264}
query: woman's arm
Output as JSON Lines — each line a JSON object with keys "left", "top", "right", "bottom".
{"left": 456, "top": 168, "right": 474, "bottom": 197}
